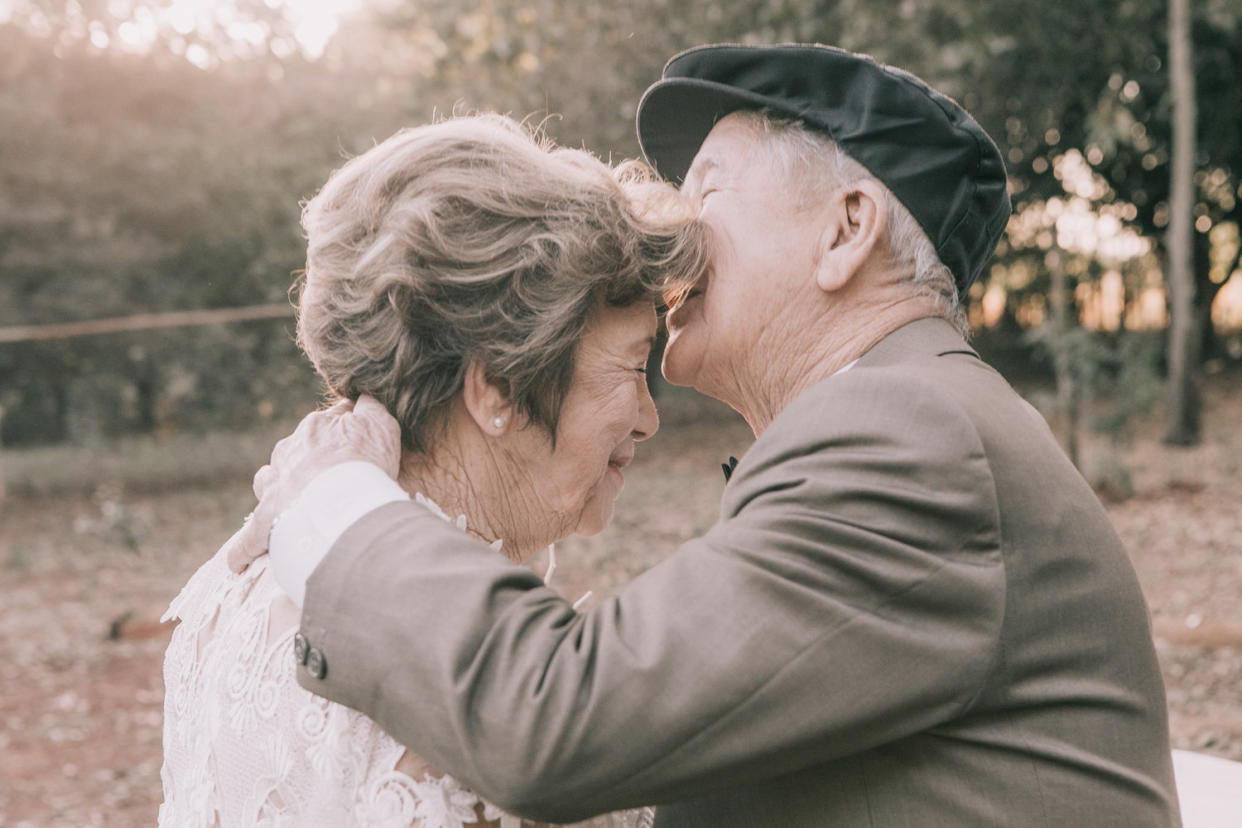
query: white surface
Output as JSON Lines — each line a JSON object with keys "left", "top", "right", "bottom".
{"left": 1173, "top": 749, "right": 1242, "bottom": 827}
{"left": 268, "top": 460, "right": 408, "bottom": 605}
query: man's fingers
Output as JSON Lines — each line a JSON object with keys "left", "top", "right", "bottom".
{"left": 325, "top": 396, "right": 355, "bottom": 415}
{"left": 270, "top": 399, "right": 351, "bottom": 466}
{"left": 253, "top": 464, "right": 275, "bottom": 500}
{"left": 229, "top": 397, "right": 370, "bottom": 574}
{"left": 224, "top": 526, "right": 252, "bottom": 572}
{"left": 226, "top": 507, "right": 269, "bottom": 572}
{"left": 353, "top": 393, "right": 392, "bottom": 424}
{"left": 351, "top": 394, "right": 402, "bottom": 477}
{"left": 354, "top": 394, "right": 401, "bottom": 450}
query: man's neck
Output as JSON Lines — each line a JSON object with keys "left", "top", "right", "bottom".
{"left": 732, "top": 298, "right": 939, "bottom": 436}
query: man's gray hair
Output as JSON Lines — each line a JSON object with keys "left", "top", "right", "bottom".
{"left": 735, "top": 111, "right": 969, "bottom": 336}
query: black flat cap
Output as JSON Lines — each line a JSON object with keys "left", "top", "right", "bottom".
{"left": 636, "top": 43, "right": 1012, "bottom": 297}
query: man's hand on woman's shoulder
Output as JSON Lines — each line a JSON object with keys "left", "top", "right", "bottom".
{"left": 226, "top": 395, "right": 403, "bottom": 573}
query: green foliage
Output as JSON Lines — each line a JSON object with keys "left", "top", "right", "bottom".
{"left": 1026, "top": 323, "right": 1163, "bottom": 496}
{"left": 1, "top": 0, "right": 1239, "bottom": 449}
{"left": 1097, "top": 332, "right": 1165, "bottom": 440}
{"left": 1027, "top": 324, "right": 1113, "bottom": 406}
{"left": 0, "top": 17, "right": 376, "bottom": 446}
{"left": 2, "top": 419, "right": 297, "bottom": 497}
{"left": 1027, "top": 325, "right": 1163, "bottom": 443}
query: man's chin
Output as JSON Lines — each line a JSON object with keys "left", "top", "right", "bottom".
{"left": 660, "top": 330, "right": 699, "bottom": 387}
{"left": 663, "top": 296, "right": 709, "bottom": 387}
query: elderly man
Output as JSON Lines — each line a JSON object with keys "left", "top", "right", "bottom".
{"left": 242, "top": 45, "right": 1180, "bottom": 825}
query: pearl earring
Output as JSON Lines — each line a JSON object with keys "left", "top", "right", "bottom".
{"left": 492, "top": 416, "right": 506, "bottom": 429}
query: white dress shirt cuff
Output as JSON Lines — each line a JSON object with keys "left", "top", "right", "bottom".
{"left": 269, "top": 461, "right": 409, "bottom": 607}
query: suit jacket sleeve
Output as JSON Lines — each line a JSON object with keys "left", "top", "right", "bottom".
{"left": 296, "top": 369, "right": 1006, "bottom": 822}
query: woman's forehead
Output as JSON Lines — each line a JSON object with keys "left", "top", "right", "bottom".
{"left": 585, "top": 302, "right": 658, "bottom": 353}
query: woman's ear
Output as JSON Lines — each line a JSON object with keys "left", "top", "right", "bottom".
{"left": 462, "top": 359, "right": 512, "bottom": 436}
{"left": 813, "top": 179, "right": 888, "bottom": 294}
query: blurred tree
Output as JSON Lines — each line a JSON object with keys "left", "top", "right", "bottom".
{"left": 362, "top": 0, "right": 1239, "bottom": 340}
{"left": 983, "top": 0, "right": 1239, "bottom": 447}
{"left": 1165, "top": 0, "right": 1200, "bottom": 444}
{"left": 831, "top": 0, "right": 1238, "bottom": 449}
{"left": 0, "top": 12, "right": 395, "bottom": 445}
{"left": 2, "top": 0, "right": 1239, "bottom": 450}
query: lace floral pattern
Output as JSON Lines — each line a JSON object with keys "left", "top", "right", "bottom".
{"left": 160, "top": 512, "right": 654, "bottom": 828}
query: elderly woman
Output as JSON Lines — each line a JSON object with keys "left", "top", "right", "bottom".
{"left": 158, "top": 115, "right": 705, "bottom": 827}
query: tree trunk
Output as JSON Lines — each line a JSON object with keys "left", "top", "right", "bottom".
{"left": 1164, "top": 0, "right": 1201, "bottom": 445}
{"left": 0, "top": 405, "right": 6, "bottom": 506}
{"left": 1049, "top": 249, "right": 1081, "bottom": 467}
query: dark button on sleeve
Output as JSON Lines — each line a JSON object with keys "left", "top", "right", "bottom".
{"left": 306, "top": 646, "right": 327, "bottom": 680}
{"left": 293, "top": 633, "right": 309, "bottom": 665}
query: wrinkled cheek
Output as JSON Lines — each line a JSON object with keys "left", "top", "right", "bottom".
{"left": 573, "top": 477, "right": 620, "bottom": 537}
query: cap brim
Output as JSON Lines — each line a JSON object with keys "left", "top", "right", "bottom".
{"left": 637, "top": 78, "right": 807, "bottom": 184}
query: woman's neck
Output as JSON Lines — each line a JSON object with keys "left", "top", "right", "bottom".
{"left": 397, "top": 445, "right": 509, "bottom": 555}
{"left": 397, "top": 422, "right": 564, "bottom": 563}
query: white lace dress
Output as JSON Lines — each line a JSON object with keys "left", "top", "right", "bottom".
{"left": 159, "top": 499, "right": 654, "bottom": 828}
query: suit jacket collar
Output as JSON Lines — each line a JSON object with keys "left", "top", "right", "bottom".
{"left": 855, "top": 316, "right": 979, "bottom": 370}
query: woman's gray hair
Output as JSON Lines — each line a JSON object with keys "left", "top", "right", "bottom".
{"left": 297, "top": 114, "right": 707, "bottom": 453}
{"left": 734, "top": 110, "right": 968, "bottom": 336}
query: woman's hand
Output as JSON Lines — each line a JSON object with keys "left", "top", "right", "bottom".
{"left": 225, "top": 395, "right": 403, "bottom": 572}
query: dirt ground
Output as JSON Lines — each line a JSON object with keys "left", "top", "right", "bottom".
{"left": 1, "top": 373, "right": 1239, "bottom": 826}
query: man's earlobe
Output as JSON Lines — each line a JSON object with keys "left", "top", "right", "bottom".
{"left": 813, "top": 234, "right": 851, "bottom": 293}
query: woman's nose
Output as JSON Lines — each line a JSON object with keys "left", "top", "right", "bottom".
{"left": 633, "top": 380, "right": 659, "bottom": 441}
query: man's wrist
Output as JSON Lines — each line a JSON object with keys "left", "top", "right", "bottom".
{"left": 269, "top": 461, "right": 410, "bottom": 606}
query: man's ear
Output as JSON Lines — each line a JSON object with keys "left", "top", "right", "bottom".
{"left": 463, "top": 359, "right": 512, "bottom": 435}
{"left": 813, "top": 179, "right": 888, "bottom": 294}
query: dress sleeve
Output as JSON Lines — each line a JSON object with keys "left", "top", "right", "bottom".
{"left": 297, "top": 370, "right": 1006, "bottom": 823}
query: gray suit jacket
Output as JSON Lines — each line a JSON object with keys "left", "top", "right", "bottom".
{"left": 296, "top": 317, "right": 1181, "bottom": 826}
